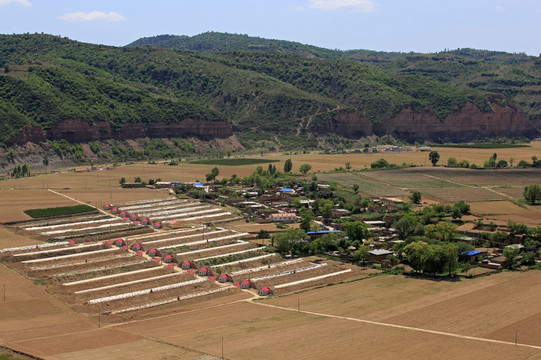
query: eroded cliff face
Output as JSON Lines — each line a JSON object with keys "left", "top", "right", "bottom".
{"left": 5, "top": 101, "right": 537, "bottom": 146}
{"left": 5, "top": 126, "right": 46, "bottom": 145}
{"left": 324, "top": 101, "right": 537, "bottom": 141}
{"left": 324, "top": 110, "right": 372, "bottom": 138}
{"left": 44, "top": 118, "right": 234, "bottom": 143}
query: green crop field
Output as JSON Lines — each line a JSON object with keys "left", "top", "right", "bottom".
{"left": 24, "top": 205, "right": 97, "bottom": 218}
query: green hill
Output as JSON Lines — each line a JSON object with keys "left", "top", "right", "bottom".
{"left": 133, "top": 33, "right": 541, "bottom": 123}
{"left": 0, "top": 33, "right": 537, "bottom": 154}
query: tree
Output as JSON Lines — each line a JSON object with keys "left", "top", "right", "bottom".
{"left": 395, "top": 215, "right": 424, "bottom": 239}
{"left": 352, "top": 184, "right": 359, "bottom": 194}
{"left": 353, "top": 245, "right": 370, "bottom": 263}
{"left": 371, "top": 158, "right": 389, "bottom": 169}
{"left": 272, "top": 228, "right": 307, "bottom": 255}
{"left": 343, "top": 221, "right": 370, "bottom": 242}
{"left": 403, "top": 241, "right": 430, "bottom": 273}
{"left": 410, "top": 191, "right": 421, "bottom": 204}
{"left": 425, "top": 222, "right": 457, "bottom": 242}
{"left": 318, "top": 199, "right": 334, "bottom": 220}
{"left": 451, "top": 207, "right": 463, "bottom": 220}
{"left": 4, "top": 64, "right": 9, "bottom": 73}
{"left": 345, "top": 162, "right": 351, "bottom": 171}
{"left": 524, "top": 184, "right": 541, "bottom": 205}
{"left": 268, "top": 163, "right": 276, "bottom": 176}
{"left": 21, "top": 163, "right": 30, "bottom": 176}
{"left": 227, "top": 150, "right": 232, "bottom": 158}
{"left": 119, "top": 177, "right": 126, "bottom": 186}
{"left": 503, "top": 244, "right": 520, "bottom": 268}
{"left": 429, "top": 151, "right": 440, "bottom": 166}
{"left": 211, "top": 166, "right": 220, "bottom": 178}
{"left": 453, "top": 200, "right": 470, "bottom": 215}
{"left": 447, "top": 157, "right": 458, "bottom": 167}
{"left": 299, "top": 163, "right": 312, "bottom": 175}
{"left": 134, "top": 176, "right": 142, "bottom": 183}
{"left": 284, "top": 159, "right": 292, "bottom": 173}
{"left": 300, "top": 210, "right": 314, "bottom": 232}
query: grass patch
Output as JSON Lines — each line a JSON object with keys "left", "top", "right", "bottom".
{"left": 434, "top": 143, "right": 530, "bottom": 149}
{"left": 24, "top": 204, "right": 96, "bottom": 218}
{"left": 189, "top": 158, "right": 279, "bottom": 166}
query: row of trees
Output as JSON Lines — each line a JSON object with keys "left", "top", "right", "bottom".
{"left": 10, "top": 163, "right": 30, "bottom": 178}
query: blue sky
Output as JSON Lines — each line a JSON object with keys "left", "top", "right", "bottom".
{"left": 1, "top": 0, "right": 540, "bottom": 55}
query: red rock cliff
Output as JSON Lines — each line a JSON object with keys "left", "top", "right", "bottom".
{"left": 373, "top": 101, "right": 536, "bottom": 141}
{"left": 45, "top": 118, "right": 233, "bottom": 143}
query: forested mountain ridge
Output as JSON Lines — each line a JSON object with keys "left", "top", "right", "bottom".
{"left": 0, "top": 33, "right": 537, "bottom": 151}
{"left": 134, "top": 32, "right": 541, "bottom": 125}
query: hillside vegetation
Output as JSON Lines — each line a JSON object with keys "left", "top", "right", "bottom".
{"left": 0, "top": 33, "right": 538, "bottom": 155}
{"left": 136, "top": 32, "right": 541, "bottom": 122}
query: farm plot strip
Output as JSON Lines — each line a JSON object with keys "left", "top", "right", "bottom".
{"left": 170, "top": 212, "right": 232, "bottom": 223}
{"left": 135, "top": 204, "right": 207, "bottom": 217}
{"left": 112, "top": 285, "right": 236, "bottom": 314}
{"left": 117, "top": 199, "right": 181, "bottom": 211}
{"left": 40, "top": 222, "right": 132, "bottom": 236}
{"left": 143, "top": 229, "right": 229, "bottom": 246}
{"left": 157, "top": 208, "right": 222, "bottom": 221}
{"left": 74, "top": 273, "right": 184, "bottom": 294}
{"left": 13, "top": 243, "right": 103, "bottom": 257}
{"left": 14, "top": 214, "right": 108, "bottom": 229}
{"left": 212, "top": 253, "right": 277, "bottom": 268}
{"left": 177, "top": 241, "right": 247, "bottom": 256}
{"left": 52, "top": 259, "right": 150, "bottom": 277}
{"left": 251, "top": 263, "right": 327, "bottom": 282}
{"left": 0, "top": 241, "right": 70, "bottom": 253}
{"left": 126, "top": 227, "right": 204, "bottom": 241}
{"left": 193, "top": 247, "right": 263, "bottom": 262}
{"left": 274, "top": 269, "right": 352, "bottom": 289}
{"left": 87, "top": 278, "right": 206, "bottom": 304}
{"left": 253, "top": 302, "right": 541, "bottom": 352}
{"left": 63, "top": 266, "right": 161, "bottom": 286}
{"left": 23, "top": 217, "right": 118, "bottom": 231}
{"left": 230, "top": 259, "right": 304, "bottom": 276}
{"left": 159, "top": 232, "right": 249, "bottom": 250}
{"left": 21, "top": 247, "right": 121, "bottom": 263}
{"left": 28, "top": 253, "right": 137, "bottom": 270}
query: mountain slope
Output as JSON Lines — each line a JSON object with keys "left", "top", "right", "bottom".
{"left": 0, "top": 33, "right": 537, "bottom": 148}
{"left": 133, "top": 33, "right": 541, "bottom": 123}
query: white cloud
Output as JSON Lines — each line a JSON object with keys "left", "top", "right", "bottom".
{"left": 58, "top": 11, "right": 125, "bottom": 22}
{"left": 0, "top": 0, "right": 32, "bottom": 7}
{"left": 308, "top": 0, "right": 375, "bottom": 12}
{"left": 496, "top": 5, "right": 505, "bottom": 12}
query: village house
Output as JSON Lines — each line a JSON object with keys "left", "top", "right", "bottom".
{"left": 270, "top": 213, "right": 297, "bottom": 223}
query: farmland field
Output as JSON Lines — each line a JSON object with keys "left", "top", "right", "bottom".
{"left": 0, "top": 143, "right": 541, "bottom": 359}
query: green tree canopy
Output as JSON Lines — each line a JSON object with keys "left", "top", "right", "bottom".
{"left": 343, "top": 221, "right": 371, "bottom": 242}
{"left": 299, "top": 163, "right": 312, "bottom": 174}
{"left": 524, "top": 184, "right": 541, "bottom": 205}
{"left": 429, "top": 151, "right": 440, "bottom": 166}
{"left": 284, "top": 159, "right": 293, "bottom": 173}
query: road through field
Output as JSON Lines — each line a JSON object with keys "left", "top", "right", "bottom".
{"left": 251, "top": 300, "right": 541, "bottom": 352}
